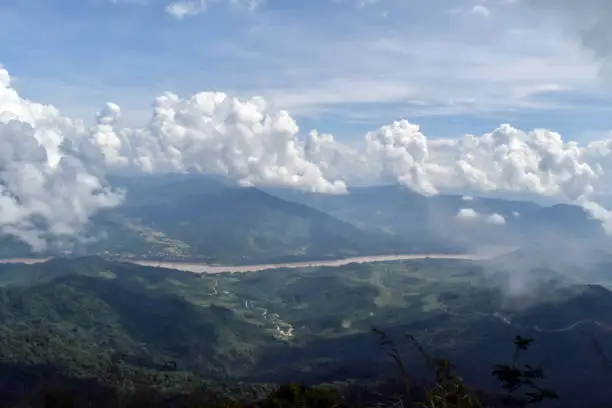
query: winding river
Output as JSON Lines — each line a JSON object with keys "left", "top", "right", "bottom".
{"left": 0, "top": 247, "right": 513, "bottom": 274}
{"left": 130, "top": 252, "right": 487, "bottom": 274}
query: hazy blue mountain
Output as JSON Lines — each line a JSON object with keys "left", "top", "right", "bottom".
{"left": 109, "top": 185, "right": 414, "bottom": 262}
{"left": 107, "top": 173, "right": 237, "bottom": 207}
{"left": 267, "top": 184, "right": 609, "bottom": 252}
{"left": 0, "top": 175, "right": 605, "bottom": 264}
{"left": 78, "top": 175, "right": 464, "bottom": 263}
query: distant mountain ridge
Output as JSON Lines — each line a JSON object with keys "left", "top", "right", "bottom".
{"left": 80, "top": 176, "right": 462, "bottom": 263}
{"left": 0, "top": 174, "right": 607, "bottom": 263}
{"left": 267, "top": 184, "right": 609, "bottom": 252}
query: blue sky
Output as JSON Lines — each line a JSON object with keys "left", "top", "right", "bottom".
{"left": 2, "top": 0, "right": 612, "bottom": 141}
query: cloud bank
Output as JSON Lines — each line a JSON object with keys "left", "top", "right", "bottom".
{"left": 3, "top": 65, "right": 612, "bottom": 249}
{"left": 0, "top": 68, "right": 123, "bottom": 250}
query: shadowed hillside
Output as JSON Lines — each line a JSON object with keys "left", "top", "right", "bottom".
{"left": 1, "top": 176, "right": 461, "bottom": 264}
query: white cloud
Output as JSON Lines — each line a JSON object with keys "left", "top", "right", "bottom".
{"left": 338, "top": 121, "right": 599, "bottom": 200}
{"left": 486, "top": 213, "right": 506, "bottom": 225}
{"left": 0, "top": 67, "right": 123, "bottom": 250}
{"left": 6, "top": 64, "right": 612, "bottom": 249}
{"left": 302, "top": 119, "right": 612, "bottom": 231}
{"left": 165, "top": 0, "right": 262, "bottom": 19}
{"left": 455, "top": 208, "right": 506, "bottom": 225}
{"left": 111, "top": 91, "right": 347, "bottom": 193}
{"left": 165, "top": 0, "right": 208, "bottom": 19}
{"left": 456, "top": 208, "right": 480, "bottom": 219}
{"left": 470, "top": 5, "right": 491, "bottom": 17}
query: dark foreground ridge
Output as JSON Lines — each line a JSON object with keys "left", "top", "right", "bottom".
{"left": 5, "top": 333, "right": 557, "bottom": 408}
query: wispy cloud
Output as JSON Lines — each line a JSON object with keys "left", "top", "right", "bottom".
{"left": 5, "top": 0, "right": 611, "bottom": 136}
{"left": 470, "top": 4, "right": 490, "bottom": 17}
{"left": 220, "top": 15, "right": 598, "bottom": 121}
{"left": 526, "top": 0, "right": 612, "bottom": 76}
{"left": 165, "top": 0, "right": 208, "bottom": 19}
{"left": 164, "top": 0, "right": 263, "bottom": 18}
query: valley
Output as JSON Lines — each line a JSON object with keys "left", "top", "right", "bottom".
{"left": 2, "top": 2, "right": 612, "bottom": 404}
{"left": 0, "top": 176, "right": 608, "bottom": 407}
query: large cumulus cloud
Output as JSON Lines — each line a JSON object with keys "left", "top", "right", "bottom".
{"left": 0, "top": 67, "right": 123, "bottom": 250}
{"left": 97, "top": 91, "right": 612, "bottom": 233}
{"left": 302, "top": 120, "right": 602, "bottom": 203}
{"left": 5, "top": 64, "right": 612, "bottom": 250}
{"left": 339, "top": 120, "right": 600, "bottom": 201}
{"left": 106, "top": 92, "right": 347, "bottom": 193}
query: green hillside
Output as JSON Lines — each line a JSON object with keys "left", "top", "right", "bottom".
{"left": 0, "top": 257, "right": 610, "bottom": 406}
{"left": 72, "top": 176, "right": 438, "bottom": 264}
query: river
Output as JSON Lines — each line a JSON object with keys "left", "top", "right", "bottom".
{"left": 0, "top": 247, "right": 512, "bottom": 274}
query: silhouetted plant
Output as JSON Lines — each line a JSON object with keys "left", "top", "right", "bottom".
{"left": 491, "top": 336, "right": 558, "bottom": 407}
{"left": 373, "top": 328, "right": 483, "bottom": 408}
{"left": 372, "top": 330, "right": 559, "bottom": 407}
{"left": 8, "top": 329, "right": 563, "bottom": 408}
{"left": 261, "top": 383, "right": 348, "bottom": 408}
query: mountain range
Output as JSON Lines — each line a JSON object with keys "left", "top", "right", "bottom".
{"left": 0, "top": 174, "right": 607, "bottom": 265}
{"left": 0, "top": 174, "right": 611, "bottom": 406}
{"left": 270, "top": 184, "right": 608, "bottom": 250}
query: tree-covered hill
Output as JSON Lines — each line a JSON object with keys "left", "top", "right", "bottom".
{"left": 0, "top": 256, "right": 610, "bottom": 406}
